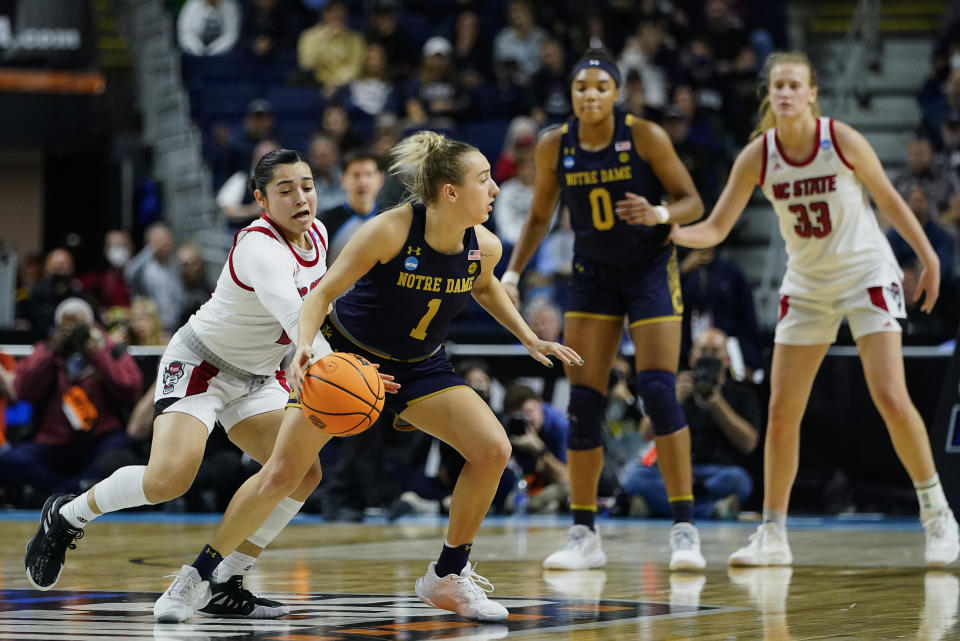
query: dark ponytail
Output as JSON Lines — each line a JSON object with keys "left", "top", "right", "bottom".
{"left": 248, "top": 148, "right": 309, "bottom": 194}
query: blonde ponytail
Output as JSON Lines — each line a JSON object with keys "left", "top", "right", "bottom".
{"left": 389, "top": 130, "right": 478, "bottom": 204}
{"left": 750, "top": 51, "right": 821, "bottom": 139}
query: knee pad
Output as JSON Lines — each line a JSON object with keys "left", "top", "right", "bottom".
{"left": 636, "top": 370, "right": 687, "bottom": 436}
{"left": 567, "top": 385, "right": 606, "bottom": 450}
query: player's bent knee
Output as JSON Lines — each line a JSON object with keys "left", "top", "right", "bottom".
{"left": 636, "top": 370, "right": 686, "bottom": 436}
{"left": 258, "top": 464, "right": 304, "bottom": 500}
{"left": 567, "top": 385, "right": 606, "bottom": 450}
{"left": 142, "top": 468, "right": 195, "bottom": 504}
{"left": 299, "top": 460, "right": 323, "bottom": 492}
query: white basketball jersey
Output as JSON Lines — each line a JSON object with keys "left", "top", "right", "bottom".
{"left": 759, "top": 117, "right": 901, "bottom": 298}
{"left": 188, "top": 215, "right": 329, "bottom": 375}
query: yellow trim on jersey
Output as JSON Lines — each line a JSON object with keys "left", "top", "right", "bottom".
{"left": 625, "top": 112, "right": 636, "bottom": 126}
{"left": 405, "top": 384, "right": 471, "bottom": 407}
{"left": 328, "top": 316, "right": 438, "bottom": 363}
{"left": 564, "top": 311, "right": 623, "bottom": 322}
{"left": 628, "top": 315, "right": 682, "bottom": 328}
{"left": 666, "top": 246, "right": 683, "bottom": 315}
{"left": 560, "top": 123, "right": 569, "bottom": 134}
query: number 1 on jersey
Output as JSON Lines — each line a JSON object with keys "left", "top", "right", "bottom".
{"left": 588, "top": 187, "right": 615, "bottom": 230}
{"left": 409, "top": 298, "right": 441, "bottom": 340}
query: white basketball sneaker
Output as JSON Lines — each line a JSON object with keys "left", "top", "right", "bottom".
{"left": 154, "top": 565, "right": 213, "bottom": 623}
{"left": 542, "top": 525, "right": 607, "bottom": 570}
{"left": 923, "top": 509, "right": 960, "bottom": 567}
{"left": 728, "top": 523, "right": 793, "bottom": 567}
{"left": 669, "top": 522, "right": 706, "bottom": 571}
{"left": 415, "top": 562, "right": 509, "bottom": 621}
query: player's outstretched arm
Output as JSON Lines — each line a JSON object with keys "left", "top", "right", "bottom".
{"left": 472, "top": 225, "right": 583, "bottom": 369}
{"left": 670, "top": 136, "right": 764, "bottom": 249}
{"left": 833, "top": 120, "right": 940, "bottom": 312}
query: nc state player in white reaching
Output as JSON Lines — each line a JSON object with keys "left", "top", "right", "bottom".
{"left": 24, "top": 149, "right": 395, "bottom": 620}
{"left": 669, "top": 52, "right": 960, "bottom": 567}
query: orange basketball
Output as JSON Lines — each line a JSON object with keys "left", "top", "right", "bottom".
{"left": 299, "top": 353, "right": 385, "bottom": 436}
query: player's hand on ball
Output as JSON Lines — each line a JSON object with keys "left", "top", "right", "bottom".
{"left": 370, "top": 362, "right": 400, "bottom": 394}
{"left": 292, "top": 344, "right": 316, "bottom": 397}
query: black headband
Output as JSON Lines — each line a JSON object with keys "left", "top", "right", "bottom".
{"left": 570, "top": 57, "right": 621, "bottom": 87}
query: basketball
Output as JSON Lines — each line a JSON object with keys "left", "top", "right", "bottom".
{"left": 299, "top": 353, "right": 385, "bottom": 436}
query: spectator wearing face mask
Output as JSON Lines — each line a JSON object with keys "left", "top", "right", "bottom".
{"left": 78, "top": 230, "right": 134, "bottom": 314}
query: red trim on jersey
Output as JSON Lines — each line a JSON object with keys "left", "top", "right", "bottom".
{"left": 868, "top": 286, "right": 888, "bottom": 311}
{"left": 228, "top": 226, "right": 280, "bottom": 291}
{"left": 186, "top": 360, "right": 219, "bottom": 396}
{"left": 311, "top": 221, "right": 327, "bottom": 252}
{"left": 778, "top": 295, "right": 790, "bottom": 322}
{"left": 829, "top": 119, "right": 855, "bottom": 171}
{"left": 759, "top": 134, "right": 768, "bottom": 186}
{"left": 275, "top": 368, "right": 290, "bottom": 393}
{"left": 774, "top": 118, "right": 821, "bottom": 167}
{"left": 227, "top": 248, "right": 254, "bottom": 291}
{"left": 261, "top": 214, "right": 321, "bottom": 267}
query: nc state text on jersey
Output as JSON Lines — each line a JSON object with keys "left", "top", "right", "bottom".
{"left": 772, "top": 174, "right": 837, "bottom": 200}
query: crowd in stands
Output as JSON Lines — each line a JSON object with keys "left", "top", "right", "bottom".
{"left": 7, "top": 0, "right": 960, "bottom": 520}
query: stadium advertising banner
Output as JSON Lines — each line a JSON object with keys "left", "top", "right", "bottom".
{"left": 0, "top": 0, "right": 103, "bottom": 94}
{"left": 0, "top": 0, "right": 93, "bottom": 69}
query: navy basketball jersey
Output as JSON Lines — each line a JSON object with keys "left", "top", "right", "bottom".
{"left": 557, "top": 108, "right": 668, "bottom": 266}
{"left": 331, "top": 203, "right": 481, "bottom": 361}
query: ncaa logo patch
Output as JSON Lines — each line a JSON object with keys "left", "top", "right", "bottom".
{"left": 563, "top": 156, "right": 575, "bottom": 169}
{"left": 820, "top": 139, "right": 831, "bottom": 149}
{"left": 0, "top": 589, "right": 734, "bottom": 640}
{"left": 404, "top": 256, "right": 419, "bottom": 271}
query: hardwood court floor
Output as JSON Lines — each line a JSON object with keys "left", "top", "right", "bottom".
{"left": 0, "top": 513, "right": 956, "bottom": 640}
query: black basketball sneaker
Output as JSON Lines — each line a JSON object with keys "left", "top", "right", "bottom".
{"left": 199, "top": 575, "right": 290, "bottom": 618}
{"left": 24, "top": 493, "right": 84, "bottom": 590}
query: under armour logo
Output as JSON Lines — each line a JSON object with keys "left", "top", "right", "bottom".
{"left": 407, "top": 246, "right": 421, "bottom": 256}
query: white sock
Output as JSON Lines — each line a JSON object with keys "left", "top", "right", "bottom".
{"left": 212, "top": 551, "right": 257, "bottom": 583}
{"left": 915, "top": 475, "right": 949, "bottom": 521}
{"left": 762, "top": 508, "right": 787, "bottom": 530}
{"left": 59, "top": 491, "right": 98, "bottom": 529}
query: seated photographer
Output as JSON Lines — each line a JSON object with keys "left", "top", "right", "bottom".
{"left": 0, "top": 298, "right": 143, "bottom": 498}
{"left": 502, "top": 384, "right": 569, "bottom": 514}
{"left": 620, "top": 328, "right": 759, "bottom": 520}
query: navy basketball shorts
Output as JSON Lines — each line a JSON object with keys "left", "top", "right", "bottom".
{"left": 565, "top": 244, "right": 683, "bottom": 328}
{"left": 302, "top": 319, "right": 468, "bottom": 427}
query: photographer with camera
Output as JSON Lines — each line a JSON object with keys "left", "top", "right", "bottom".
{"left": 620, "top": 328, "right": 759, "bottom": 520}
{"left": 0, "top": 298, "right": 142, "bottom": 500}
{"left": 502, "top": 384, "right": 569, "bottom": 513}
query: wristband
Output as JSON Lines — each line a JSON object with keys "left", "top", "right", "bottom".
{"left": 654, "top": 205, "right": 670, "bottom": 224}
{"left": 501, "top": 270, "right": 520, "bottom": 287}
